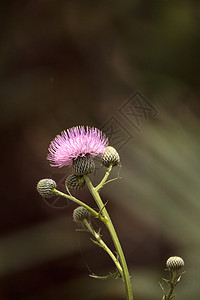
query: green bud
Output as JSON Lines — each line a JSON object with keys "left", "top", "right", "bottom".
{"left": 73, "top": 206, "right": 90, "bottom": 223}
{"left": 37, "top": 179, "right": 56, "bottom": 198}
{"left": 65, "top": 174, "right": 85, "bottom": 190}
{"left": 101, "top": 146, "right": 120, "bottom": 167}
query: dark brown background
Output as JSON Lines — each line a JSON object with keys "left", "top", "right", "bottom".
{"left": 0, "top": 1, "right": 200, "bottom": 299}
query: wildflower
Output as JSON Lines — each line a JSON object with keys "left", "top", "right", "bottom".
{"left": 47, "top": 126, "right": 108, "bottom": 174}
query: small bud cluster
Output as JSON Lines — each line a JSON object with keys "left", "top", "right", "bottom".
{"left": 101, "top": 146, "right": 120, "bottom": 167}
{"left": 73, "top": 206, "right": 90, "bottom": 223}
{"left": 166, "top": 256, "right": 184, "bottom": 271}
{"left": 37, "top": 179, "right": 56, "bottom": 198}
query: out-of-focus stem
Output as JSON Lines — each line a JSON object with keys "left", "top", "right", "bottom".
{"left": 165, "top": 270, "right": 177, "bottom": 300}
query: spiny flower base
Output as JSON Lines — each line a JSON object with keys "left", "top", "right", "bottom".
{"left": 73, "top": 156, "right": 95, "bottom": 175}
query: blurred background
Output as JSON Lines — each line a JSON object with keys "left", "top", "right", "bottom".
{"left": 0, "top": 0, "right": 200, "bottom": 299}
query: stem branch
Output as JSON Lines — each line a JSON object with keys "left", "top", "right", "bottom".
{"left": 83, "top": 175, "right": 133, "bottom": 300}
{"left": 165, "top": 270, "right": 177, "bottom": 300}
{"left": 53, "top": 188, "right": 106, "bottom": 222}
{"left": 83, "top": 219, "right": 123, "bottom": 276}
{"left": 95, "top": 165, "right": 113, "bottom": 192}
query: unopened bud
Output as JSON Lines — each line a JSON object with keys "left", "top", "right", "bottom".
{"left": 73, "top": 206, "right": 90, "bottom": 223}
{"left": 37, "top": 179, "right": 56, "bottom": 198}
{"left": 166, "top": 256, "right": 184, "bottom": 271}
{"left": 101, "top": 146, "right": 120, "bottom": 167}
{"left": 65, "top": 174, "right": 85, "bottom": 190}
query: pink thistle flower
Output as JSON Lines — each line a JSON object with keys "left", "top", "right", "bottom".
{"left": 47, "top": 126, "right": 109, "bottom": 168}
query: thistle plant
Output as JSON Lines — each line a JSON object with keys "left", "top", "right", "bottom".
{"left": 37, "top": 125, "right": 133, "bottom": 299}
{"left": 37, "top": 125, "right": 185, "bottom": 300}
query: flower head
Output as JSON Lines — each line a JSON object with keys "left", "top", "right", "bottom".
{"left": 47, "top": 126, "right": 108, "bottom": 168}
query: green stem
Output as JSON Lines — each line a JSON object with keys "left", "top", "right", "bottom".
{"left": 96, "top": 165, "right": 113, "bottom": 192}
{"left": 83, "top": 175, "right": 133, "bottom": 300}
{"left": 83, "top": 219, "right": 123, "bottom": 276}
{"left": 53, "top": 188, "right": 106, "bottom": 222}
{"left": 166, "top": 270, "right": 177, "bottom": 300}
